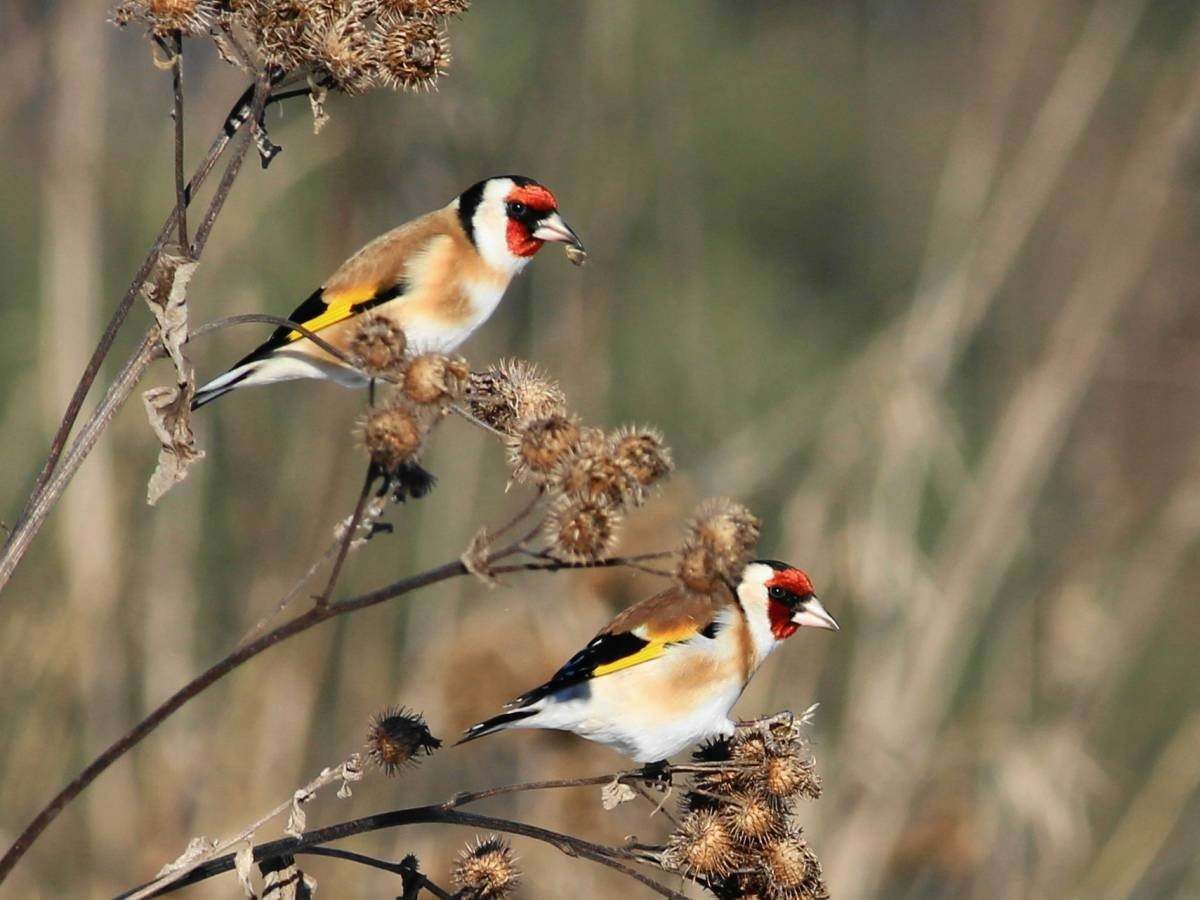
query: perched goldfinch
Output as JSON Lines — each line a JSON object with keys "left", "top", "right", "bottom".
{"left": 459, "top": 560, "right": 839, "bottom": 762}
{"left": 192, "top": 175, "right": 584, "bottom": 409}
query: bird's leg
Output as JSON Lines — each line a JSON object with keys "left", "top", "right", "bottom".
{"left": 638, "top": 759, "right": 672, "bottom": 791}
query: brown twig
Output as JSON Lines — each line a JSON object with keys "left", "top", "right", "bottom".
{"left": 296, "top": 848, "right": 453, "bottom": 898}
{"left": 169, "top": 32, "right": 187, "bottom": 248}
{"left": 314, "top": 462, "right": 380, "bottom": 607}
{"left": 123, "top": 807, "right": 687, "bottom": 899}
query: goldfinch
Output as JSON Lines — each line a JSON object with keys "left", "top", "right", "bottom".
{"left": 459, "top": 560, "right": 839, "bottom": 762}
{"left": 192, "top": 175, "right": 584, "bottom": 409}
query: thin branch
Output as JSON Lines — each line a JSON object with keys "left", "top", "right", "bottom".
{"left": 297, "top": 848, "right": 454, "bottom": 898}
{"left": 126, "top": 807, "right": 688, "bottom": 899}
{"left": 187, "top": 312, "right": 361, "bottom": 368}
{"left": 170, "top": 32, "right": 187, "bottom": 248}
{"left": 315, "top": 462, "right": 380, "bottom": 607}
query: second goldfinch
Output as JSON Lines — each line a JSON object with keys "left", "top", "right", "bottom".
{"left": 459, "top": 560, "right": 839, "bottom": 762}
{"left": 193, "top": 175, "right": 584, "bottom": 409}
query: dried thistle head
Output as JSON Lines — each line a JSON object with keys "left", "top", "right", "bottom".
{"left": 349, "top": 314, "right": 408, "bottom": 377}
{"left": 452, "top": 835, "right": 520, "bottom": 898}
{"left": 306, "top": 8, "right": 376, "bottom": 94}
{"left": 235, "top": 0, "right": 318, "bottom": 70}
{"left": 760, "top": 753, "right": 821, "bottom": 801}
{"left": 506, "top": 414, "right": 582, "bottom": 485}
{"left": 366, "top": 706, "right": 441, "bottom": 776}
{"left": 553, "top": 429, "right": 638, "bottom": 507}
{"left": 663, "top": 809, "right": 741, "bottom": 879}
{"left": 358, "top": 402, "right": 425, "bottom": 472}
{"left": 377, "top": 0, "right": 470, "bottom": 20}
{"left": 467, "top": 360, "right": 566, "bottom": 434}
{"left": 611, "top": 425, "right": 673, "bottom": 493}
{"left": 544, "top": 494, "right": 621, "bottom": 562}
{"left": 113, "top": 0, "right": 220, "bottom": 37}
{"left": 675, "top": 498, "right": 761, "bottom": 592}
{"left": 759, "top": 832, "right": 826, "bottom": 899}
{"left": 403, "top": 353, "right": 469, "bottom": 405}
{"left": 373, "top": 17, "right": 451, "bottom": 91}
{"left": 723, "top": 791, "right": 788, "bottom": 846}
{"left": 689, "top": 735, "right": 744, "bottom": 796}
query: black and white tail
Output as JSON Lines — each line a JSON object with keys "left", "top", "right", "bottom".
{"left": 456, "top": 708, "right": 539, "bottom": 746}
{"left": 191, "top": 362, "right": 261, "bottom": 410}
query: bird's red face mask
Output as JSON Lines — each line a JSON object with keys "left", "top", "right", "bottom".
{"left": 765, "top": 568, "right": 838, "bottom": 640}
{"left": 504, "top": 184, "right": 585, "bottom": 258}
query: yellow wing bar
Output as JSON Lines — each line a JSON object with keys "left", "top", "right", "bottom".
{"left": 285, "top": 284, "right": 381, "bottom": 343}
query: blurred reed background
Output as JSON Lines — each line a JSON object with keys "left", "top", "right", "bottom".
{"left": 3, "top": 0, "right": 1200, "bottom": 896}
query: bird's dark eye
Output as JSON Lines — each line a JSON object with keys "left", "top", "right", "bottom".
{"left": 768, "top": 585, "right": 789, "bottom": 602}
{"left": 507, "top": 201, "right": 527, "bottom": 217}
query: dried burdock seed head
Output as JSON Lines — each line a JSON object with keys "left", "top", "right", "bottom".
{"left": 761, "top": 753, "right": 821, "bottom": 801}
{"left": 507, "top": 414, "right": 582, "bottom": 485}
{"left": 403, "top": 353, "right": 469, "bottom": 405}
{"left": 724, "top": 791, "right": 787, "bottom": 846}
{"left": 349, "top": 314, "right": 408, "bottom": 377}
{"left": 307, "top": 9, "right": 376, "bottom": 94}
{"left": 689, "top": 735, "right": 743, "bottom": 795}
{"left": 467, "top": 360, "right": 566, "bottom": 434}
{"left": 366, "top": 706, "right": 441, "bottom": 776}
{"left": 676, "top": 498, "right": 762, "bottom": 592}
{"left": 374, "top": 17, "right": 451, "bottom": 91}
{"left": 663, "top": 809, "right": 740, "bottom": 879}
{"left": 452, "top": 835, "right": 520, "bottom": 899}
{"left": 544, "top": 494, "right": 621, "bottom": 563}
{"left": 358, "top": 402, "right": 425, "bottom": 472}
{"left": 611, "top": 425, "right": 673, "bottom": 493}
{"left": 236, "top": 0, "right": 315, "bottom": 70}
{"left": 675, "top": 542, "right": 724, "bottom": 595}
{"left": 554, "top": 429, "right": 638, "bottom": 507}
{"left": 760, "top": 832, "right": 826, "bottom": 899}
{"left": 113, "top": 0, "right": 220, "bottom": 37}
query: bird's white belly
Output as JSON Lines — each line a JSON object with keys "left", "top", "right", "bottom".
{"left": 399, "top": 279, "right": 508, "bottom": 354}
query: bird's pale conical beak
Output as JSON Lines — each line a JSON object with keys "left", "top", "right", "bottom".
{"left": 532, "top": 212, "right": 585, "bottom": 251}
{"left": 792, "top": 595, "right": 839, "bottom": 631}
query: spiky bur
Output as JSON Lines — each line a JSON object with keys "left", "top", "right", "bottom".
{"left": 403, "top": 353, "right": 469, "bottom": 405}
{"left": 452, "top": 835, "right": 520, "bottom": 899}
{"left": 675, "top": 498, "right": 762, "bottom": 594}
{"left": 358, "top": 402, "right": 425, "bottom": 473}
{"left": 506, "top": 414, "right": 582, "bottom": 485}
{"left": 373, "top": 17, "right": 451, "bottom": 91}
{"left": 660, "top": 718, "right": 827, "bottom": 898}
{"left": 662, "top": 809, "right": 741, "bottom": 879}
{"left": 376, "top": 0, "right": 471, "bottom": 23}
{"left": 304, "top": 7, "right": 375, "bottom": 95}
{"left": 467, "top": 360, "right": 567, "bottom": 434}
{"left": 113, "top": 0, "right": 220, "bottom": 37}
{"left": 544, "top": 494, "right": 622, "bottom": 562}
{"left": 365, "top": 706, "right": 441, "bottom": 776}
{"left": 349, "top": 314, "right": 408, "bottom": 378}
{"left": 553, "top": 428, "right": 640, "bottom": 507}
{"left": 611, "top": 426, "right": 673, "bottom": 494}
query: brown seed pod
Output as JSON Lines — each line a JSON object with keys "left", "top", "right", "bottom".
{"left": 760, "top": 832, "right": 826, "bottom": 899}
{"left": 365, "top": 707, "right": 441, "bottom": 776}
{"left": 358, "top": 403, "right": 424, "bottom": 472}
{"left": 114, "top": 0, "right": 220, "bottom": 37}
{"left": 610, "top": 425, "right": 673, "bottom": 493}
{"left": 675, "top": 542, "right": 724, "bottom": 595}
{"left": 349, "top": 314, "right": 408, "bottom": 377}
{"left": 663, "top": 809, "right": 741, "bottom": 878}
{"left": 554, "top": 429, "right": 638, "bottom": 507}
{"left": 724, "top": 791, "right": 788, "bottom": 846}
{"left": 544, "top": 494, "right": 621, "bottom": 563}
{"left": 506, "top": 414, "right": 582, "bottom": 485}
{"left": 452, "top": 835, "right": 520, "bottom": 898}
{"left": 682, "top": 497, "right": 762, "bottom": 583}
{"left": 761, "top": 753, "right": 821, "bottom": 801}
{"left": 306, "top": 8, "right": 375, "bottom": 94}
{"left": 467, "top": 359, "right": 567, "bottom": 434}
{"left": 403, "top": 353, "right": 469, "bottom": 404}
{"left": 373, "top": 16, "right": 451, "bottom": 91}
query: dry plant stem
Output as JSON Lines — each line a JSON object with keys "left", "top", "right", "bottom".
{"left": 127, "top": 756, "right": 363, "bottom": 899}
{"left": 169, "top": 32, "right": 187, "bottom": 248}
{"left": 133, "top": 808, "right": 688, "bottom": 900}
{"left": 188, "top": 313, "right": 360, "bottom": 366}
{"left": 315, "top": 462, "right": 380, "bottom": 607}
{"left": 2, "top": 541, "right": 655, "bottom": 881}
{"left": 297, "top": 848, "right": 454, "bottom": 898}
{"left": 0, "top": 81, "right": 277, "bottom": 596}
